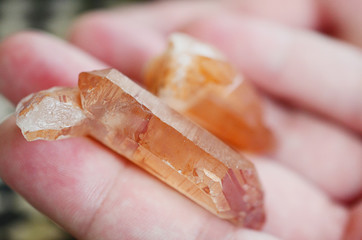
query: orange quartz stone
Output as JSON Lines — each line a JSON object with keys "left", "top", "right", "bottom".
{"left": 16, "top": 68, "right": 265, "bottom": 229}
{"left": 145, "top": 33, "right": 273, "bottom": 152}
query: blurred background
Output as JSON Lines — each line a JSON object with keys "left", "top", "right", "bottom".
{"left": 0, "top": 0, "right": 149, "bottom": 239}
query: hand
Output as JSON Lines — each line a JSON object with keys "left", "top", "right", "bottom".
{"left": 0, "top": 1, "right": 361, "bottom": 240}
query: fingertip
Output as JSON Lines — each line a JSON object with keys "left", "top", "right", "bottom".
{"left": 0, "top": 31, "right": 44, "bottom": 102}
{"left": 0, "top": 31, "right": 105, "bottom": 104}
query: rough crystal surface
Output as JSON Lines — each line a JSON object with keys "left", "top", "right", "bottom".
{"left": 16, "top": 68, "right": 265, "bottom": 229}
{"left": 145, "top": 33, "right": 273, "bottom": 152}
{"left": 16, "top": 87, "right": 87, "bottom": 140}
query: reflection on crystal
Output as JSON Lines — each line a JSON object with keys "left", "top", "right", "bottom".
{"left": 145, "top": 33, "right": 273, "bottom": 152}
{"left": 16, "top": 68, "right": 265, "bottom": 229}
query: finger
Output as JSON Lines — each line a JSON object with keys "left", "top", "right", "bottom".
{"left": 343, "top": 200, "right": 362, "bottom": 240}
{"left": 1, "top": 116, "right": 279, "bottom": 240}
{"left": 76, "top": 0, "right": 320, "bottom": 32}
{"left": 222, "top": 0, "right": 320, "bottom": 29}
{"left": 184, "top": 15, "right": 362, "bottom": 133}
{"left": 250, "top": 156, "right": 347, "bottom": 240}
{"left": 0, "top": 31, "right": 106, "bottom": 103}
{"left": 69, "top": 0, "right": 320, "bottom": 81}
{"left": 68, "top": 1, "right": 224, "bottom": 81}
{"left": 264, "top": 99, "right": 362, "bottom": 201}
{"left": 318, "top": 0, "right": 362, "bottom": 47}
{"left": 69, "top": 14, "right": 166, "bottom": 81}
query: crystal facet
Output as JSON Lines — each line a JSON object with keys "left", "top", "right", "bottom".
{"left": 145, "top": 33, "right": 273, "bottom": 152}
{"left": 16, "top": 68, "right": 265, "bottom": 228}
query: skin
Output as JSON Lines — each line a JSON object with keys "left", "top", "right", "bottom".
{"left": 0, "top": 1, "right": 361, "bottom": 239}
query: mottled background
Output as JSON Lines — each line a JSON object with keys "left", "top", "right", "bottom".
{"left": 0, "top": 0, "right": 148, "bottom": 239}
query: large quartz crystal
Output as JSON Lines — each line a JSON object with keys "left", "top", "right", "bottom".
{"left": 16, "top": 69, "right": 265, "bottom": 229}
{"left": 145, "top": 33, "right": 273, "bottom": 152}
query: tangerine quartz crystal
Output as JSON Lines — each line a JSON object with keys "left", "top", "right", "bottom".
{"left": 145, "top": 33, "right": 273, "bottom": 152}
{"left": 16, "top": 69, "right": 265, "bottom": 229}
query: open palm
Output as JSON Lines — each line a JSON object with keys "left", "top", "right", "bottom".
{"left": 0, "top": 1, "right": 361, "bottom": 240}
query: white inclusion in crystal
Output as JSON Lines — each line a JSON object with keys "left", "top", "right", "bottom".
{"left": 243, "top": 195, "right": 250, "bottom": 203}
{"left": 162, "top": 159, "right": 176, "bottom": 170}
{"left": 223, "top": 75, "right": 244, "bottom": 96}
{"left": 16, "top": 96, "right": 86, "bottom": 133}
{"left": 170, "top": 33, "right": 225, "bottom": 60}
{"left": 170, "top": 33, "right": 225, "bottom": 86}
{"left": 173, "top": 53, "right": 192, "bottom": 85}
{"left": 242, "top": 184, "right": 250, "bottom": 191}
{"left": 203, "top": 169, "right": 221, "bottom": 183}
{"left": 161, "top": 160, "right": 183, "bottom": 175}
{"left": 163, "top": 33, "right": 230, "bottom": 112}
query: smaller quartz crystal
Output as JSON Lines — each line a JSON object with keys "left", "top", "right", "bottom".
{"left": 16, "top": 68, "right": 265, "bottom": 229}
{"left": 145, "top": 33, "right": 273, "bottom": 152}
